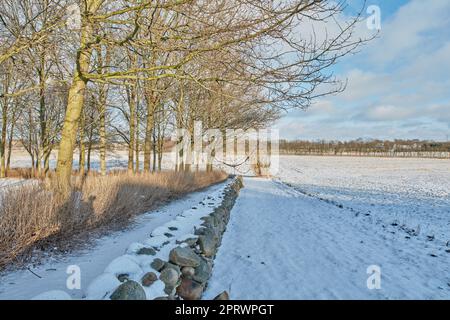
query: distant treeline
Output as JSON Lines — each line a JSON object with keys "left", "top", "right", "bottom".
{"left": 280, "top": 139, "right": 450, "bottom": 159}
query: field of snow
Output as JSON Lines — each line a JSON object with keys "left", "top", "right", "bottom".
{"left": 205, "top": 156, "right": 450, "bottom": 299}
{"left": 6, "top": 150, "right": 176, "bottom": 172}
{"left": 206, "top": 176, "right": 450, "bottom": 299}
{"left": 0, "top": 178, "right": 29, "bottom": 190}
{"left": 277, "top": 156, "right": 450, "bottom": 245}
{"left": 1, "top": 155, "right": 449, "bottom": 300}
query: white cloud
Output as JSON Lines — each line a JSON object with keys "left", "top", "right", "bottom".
{"left": 277, "top": 0, "right": 450, "bottom": 140}
{"left": 363, "top": 105, "right": 417, "bottom": 121}
{"left": 367, "top": 0, "right": 450, "bottom": 65}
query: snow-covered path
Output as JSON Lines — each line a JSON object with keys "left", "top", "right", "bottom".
{"left": 0, "top": 181, "right": 228, "bottom": 300}
{"left": 205, "top": 177, "right": 450, "bottom": 300}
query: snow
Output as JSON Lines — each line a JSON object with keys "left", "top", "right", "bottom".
{"left": 103, "top": 255, "right": 143, "bottom": 277}
{"left": 151, "top": 226, "right": 171, "bottom": 237}
{"left": 31, "top": 290, "right": 72, "bottom": 300}
{"left": 85, "top": 273, "right": 121, "bottom": 300}
{"left": 5, "top": 150, "right": 177, "bottom": 173}
{"left": 3, "top": 155, "right": 449, "bottom": 300}
{"left": 0, "top": 179, "right": 24, "bottom": 188}
{"left": 82, "top": 179, "right": 229, "bottom": 300}
{"left": 277, "top": 156, "right": 450, "bottom": 246}
{"left": 0, "top": 179, "right": 229, "bottom": 300}
{"left": 205, "top": 157, "right": 450, "bottom": 299}
{"left": 0, "top": 178, "right": 33, "bottom": 198}
{"left": 144, "top": 236, "right": 169, "bottom": 249}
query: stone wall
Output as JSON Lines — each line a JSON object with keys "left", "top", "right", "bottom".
{"left": 110, "top": 176, "right": 243, "bottom": 300}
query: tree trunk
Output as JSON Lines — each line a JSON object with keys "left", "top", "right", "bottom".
{"left": 144, "top": 110, "right": 153, "bottom": 172}
{"left": 38, "top": 52, "right": 46, "bottom": 176}
{"left": 44, "top": 150, "right": 51, "bottom": 174}
{"left": 98, "top": 46, "right": 110, "bottom": 176}
{"left": 127, "top": 52, "right": 137, "bottom": 172}
{"left": 99, "top": 96, "right": 107, "bottom": 175}
{"left": 55, "top": 1, "right": 100, "bottom": 192}
{"left": 0, "top": 72, "right": 10, "bottom": 178}
{"left": 152, "top": 121, "right": 157, "bottom": 172}
{"left": 144, "top": 88, "right": 155, "bottom": 173}
{"left": 6, "top": 120, "right": 15, "bottom": 173}
{"left": 87, "top": 141, "right": 92, "bottom": 172}
{"left": 128, "top": 84, "right": 136, "bottom": 172}
{"left": 0, "top": 106, "right": 7, "bottom": 178}
{"left": 79, "top": 110, "right": 86, "bottom": 176}
{"left": 135, "top": 111, "right": 140, "bottom": 173}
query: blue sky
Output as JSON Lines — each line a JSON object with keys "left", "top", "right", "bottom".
{"left": 277, "top": 0, "right": 450, "bottom": 141}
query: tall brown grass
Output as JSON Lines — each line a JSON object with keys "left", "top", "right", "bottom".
{"left": 0, "top": 170, "right": 227, "bottom": 270}
{"left": 252, "top": 159, "right": 272, "bottom": 177}
{"left": 5, "top": 167, "right": 47, "bottom": 179}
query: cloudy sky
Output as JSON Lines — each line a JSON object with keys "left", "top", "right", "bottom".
{"left": 277, "top": 0, "right": 450, "bottom": 141}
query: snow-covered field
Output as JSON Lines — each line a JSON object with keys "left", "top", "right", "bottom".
{"left": 0, "top": 179, "right": 26, "bottom": 189}
{"left": 1, "top": 155, "right": 449, "bottom": 300}
{"left": 205, "top": 156, "right": 450, "bottom": 299}
{"left": 5, "top": 150, "right": 176, "bottom": 172}
{"left": 278, "top": 156, "right": 450, "bottom": 245}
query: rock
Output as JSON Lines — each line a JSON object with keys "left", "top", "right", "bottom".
{"left": 193, "top": 258, "right": 212, "bottom": 284}
{"left": 176, "top": 237, "right": 198, "bottom": 247}
{"left": 110, "top": 280, "right": 146, "bottom": 300}
{"left": 176, "top": 278, "right": 204, "bottom": 300}
{"left": 213, "top": 291, "right": 230, "bottom": 300}
{"left": 169, "top": 247, "right": 201, "bottom": 267}
{"left": 151, "top": 258, "right": 166, "bottom": 272}
{"left": 198, "top": 234, "right": 217, "bottom": 257}
{"left": 154, "top": 296, "right": 170, "bottom": 300}
{"left": 213, "top": 207, "right": 226, "bottom": 218}
{"left": 194, "top": 227, "right": 206, "bottom": 236}
{"left": 137, "top": 247, "right": 157, "bottom": 256}
{"left": 159, "top": 267, "right": 180, "bottom": 287}
{"left": 204, "top": 227, "right": 220, "bottom": 243}
{"left": 201, "top": 216, "right": 216, "bottom": 228}
{"left": 164, "top": 262, "right": 181, "bottom": 274}
{"left": 212, "top": 213, "right": 225, "bottom": 230}
{"left": 164, "top": 285, "right": 176, "bottom": 295}
{"left": 141, "top": 272, "right": 158, "bottom": 287}
{"left": 117, "top": 274, "right": 129, "bottom": 282}
{"left": 181, "top": 266, "right": 195, "bottom": 278}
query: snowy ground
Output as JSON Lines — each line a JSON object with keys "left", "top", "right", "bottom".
{"left": 1, "top": 155, "right": 449, "bottom": 299}
{"left": 5, "top": 150, "right": 176, "bottom": 172}
{"left": 205, "top": 157, "right": 450, "bottom": 299}
{"left": 277, "top": 156, "right": 450, "bottom": 246}
{"left": 0, "top": 180, "right": 229, "bottom": 300}
{"left": 0, "top": 178, "right": 27, "bottom": 189}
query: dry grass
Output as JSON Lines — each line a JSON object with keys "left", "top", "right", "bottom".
{"left": 0, "top": 170, "right": 227, "bottom": 270}
{"left": 5, "top": 167, "right": 48, "bottom": 180}
{"left": 252, "top": 159, "right": 272, "bottom": 177}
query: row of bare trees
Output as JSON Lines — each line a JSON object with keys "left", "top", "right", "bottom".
{"left": 280, "top": 139, "right": 450, "bottom": 158}
{"left": 1, "top": 0, "right": 367, "bottom": 190}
